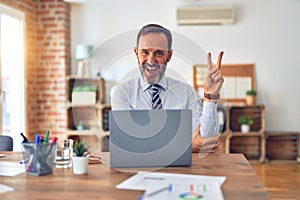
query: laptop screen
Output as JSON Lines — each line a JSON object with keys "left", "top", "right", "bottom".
{"left": 109, "top": 110, "right": 192, "bottom": 168}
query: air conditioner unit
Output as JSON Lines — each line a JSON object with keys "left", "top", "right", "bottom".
{"left": 177, "top": 6, "right": 234, "bottom": 25}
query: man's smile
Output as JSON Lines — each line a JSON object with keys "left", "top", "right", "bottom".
{"left": 145, "top": 66, "right": 158, "bottom": 74}
{"left": 143, "top": 63, "right": 160, "bottom": 75}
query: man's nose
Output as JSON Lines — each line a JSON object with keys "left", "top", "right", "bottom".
{"left": 147, "top": 53, "right": 156, "bottom": 65}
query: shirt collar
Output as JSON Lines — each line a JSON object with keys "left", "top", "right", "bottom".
{"left": 140, "top": 76, "right": 167, "bottom": 91}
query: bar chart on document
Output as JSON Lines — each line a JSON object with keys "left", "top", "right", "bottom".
{"left": 142, "top": 182, "right": 223, "bottom": 200}
{"left": 116, "top": 171, "right": 225, "bottom": 200}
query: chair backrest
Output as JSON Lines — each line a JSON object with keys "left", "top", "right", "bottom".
{"left": 0, "top": 135, "right": 13, "bottom": 151}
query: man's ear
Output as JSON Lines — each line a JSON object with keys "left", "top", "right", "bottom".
{"left": 167, "top": 50, "right": 173, "bottom": 62}
{"left": 134, "top": 47, "right": 138, "bottom": 57}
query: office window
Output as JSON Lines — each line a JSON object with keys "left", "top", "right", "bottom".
{"left": 0, "top": 4, "right": 25, "bottom": 151}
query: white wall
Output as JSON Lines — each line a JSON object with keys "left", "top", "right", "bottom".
{"left": 69, "top": 0, "right": 300, "bottom": 132}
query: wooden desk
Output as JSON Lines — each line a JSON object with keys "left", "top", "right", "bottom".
{"left": 0, "top": 152, "right": 270, "bottom": 200}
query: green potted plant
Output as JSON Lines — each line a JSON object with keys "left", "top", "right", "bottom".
{"left": 246, "top": 89, "right": 257, "bottom": 105}
{"left": 238, "top": 115, "right": 253, "bottom": 133}
{"left": 72, "top": 140, "right": 89, "bottom": 174}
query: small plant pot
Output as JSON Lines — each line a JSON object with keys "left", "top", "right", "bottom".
{"left": 72, "top": 155, "right": 89, "bottom": 174}
{"left": 246, "top": 95, "right": 256, "bottom": 105}
{"left": 241, "top": 124, "right": 250, "bottom": 133}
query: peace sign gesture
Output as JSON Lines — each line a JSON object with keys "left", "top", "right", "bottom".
{"left": 204, "top": 51, "right": 224, "bottom": 100}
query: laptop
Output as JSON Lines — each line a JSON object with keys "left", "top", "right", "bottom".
{"left": 109, "top": 110, "right": 192, "bottom": 168}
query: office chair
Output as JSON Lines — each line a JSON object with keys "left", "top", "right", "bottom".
{"left": 0, "top": 135, "right": 13, "bottom": 151}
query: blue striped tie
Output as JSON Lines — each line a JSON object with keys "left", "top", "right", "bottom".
{"left": 151, "top": 84, "right": 162, "bottom": 110}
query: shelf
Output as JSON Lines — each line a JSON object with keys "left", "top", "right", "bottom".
{"left": 65, "top": 76, "right": 107, "bottom": 135}
{"left": 66, "top": 103, "right": 106, "bottom": 109}
{"left": 66, "top": 76, "right": 105, "bottom": 104}
{"left": 230, "top": 135, "right": 262, "bottom": 160}
{"left": 67, "top": 106, "right": 101, "bottom": 130}
{"left": 228, "top": 132, "right": 264, "bottom": 137}
{"left": 101, "top": 105, "right": 111, "bottom": 132}
{"left": 227, "top": 104, "right": 265, "bottom": 133}
{"left": 221, "top": 106, "right": 300, "bottom": 163}
{"left": 222, "top": 104, "right": 266, "bottom": 162}
{"left": 66, "top": 129, "right": 100, "bottom": 136}
{"left": 265, "top": 132, "right": 300, "bottom": 162}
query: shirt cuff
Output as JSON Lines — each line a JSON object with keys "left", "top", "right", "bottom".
{"left": 203, "top": 101, "right": 217, "bottom": 117}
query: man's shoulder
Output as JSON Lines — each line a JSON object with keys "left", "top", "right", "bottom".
{"left": 117, "top": 77, "right": 140, "bottom": 88}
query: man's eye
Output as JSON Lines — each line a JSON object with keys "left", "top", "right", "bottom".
{"left": 141, "top": 50, "right": 149, "bottom": 55}
{"left": 155, "top": 51, "right": 165, "bottom": 57}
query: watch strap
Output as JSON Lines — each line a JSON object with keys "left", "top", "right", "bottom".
{"left": 204, "top": 93, "right": 220, "bottom": 100}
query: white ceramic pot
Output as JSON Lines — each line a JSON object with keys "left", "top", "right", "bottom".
{"left": 241, "top": 124, "right": 250, "bottom": 133}
{"left": 72, "top": 155, "right": 89, "bottom": 174}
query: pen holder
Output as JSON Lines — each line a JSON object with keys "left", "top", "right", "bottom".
{"left": 22, "top": 142, "right": 56, "bottom": 176}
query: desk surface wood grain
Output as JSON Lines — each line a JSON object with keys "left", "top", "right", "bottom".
{"left": 0, "top": 152, "right": 270, "bottom": 200}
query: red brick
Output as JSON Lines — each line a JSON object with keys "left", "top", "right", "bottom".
{"left": 37, "top": 10, "right": 50, "bottom": 15}
{"left": 41, "top": 17, "right": 55, "bottom": 21}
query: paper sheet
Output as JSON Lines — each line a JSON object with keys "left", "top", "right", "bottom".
{"left": 116, "top": 171, "right": 226, "bottom": 200}
{"left": 0, "top": 161, "right": 25, "bottom": 176}
{"left": 0, "top": 183, "right": 14, "bottom": 194}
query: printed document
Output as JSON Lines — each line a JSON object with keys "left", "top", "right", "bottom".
{"left": 116, "top": 171, "right": 226, "bottom": 200}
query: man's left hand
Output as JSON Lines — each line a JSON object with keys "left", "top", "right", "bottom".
{"left": 192, "top": 124, "right": 220, "bottom": 153}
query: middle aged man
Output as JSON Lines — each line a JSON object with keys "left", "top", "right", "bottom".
{"left": 112, "top": 24, "right": 224, "bottom": 153}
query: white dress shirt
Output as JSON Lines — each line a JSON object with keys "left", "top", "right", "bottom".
{"left": 111, "top": 75, "right": 219, "bottom": 137}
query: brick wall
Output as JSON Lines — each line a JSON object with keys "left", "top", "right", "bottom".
{"left": 35, "top": 0, "right": 70, "bottom": 138}
{"left": 0, "top": 0, "right": 70, "bottom": 140}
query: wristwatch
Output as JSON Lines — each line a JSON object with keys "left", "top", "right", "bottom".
{"left": 204, "top": 92, "right": 220, "bottom": 100}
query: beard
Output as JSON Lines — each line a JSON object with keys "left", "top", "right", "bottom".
{"left": 140, "top": 62, "right": 167, "bottom": 84}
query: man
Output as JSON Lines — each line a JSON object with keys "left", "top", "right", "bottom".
{"left": 112, "top": 24, "right": 224, "bottom": 153}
